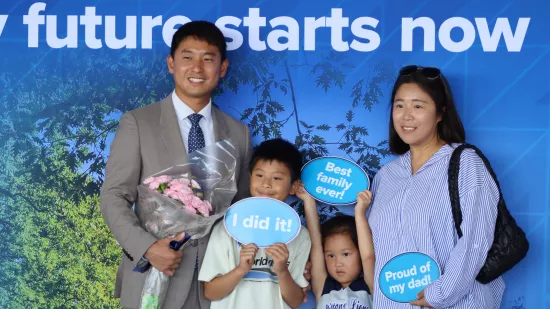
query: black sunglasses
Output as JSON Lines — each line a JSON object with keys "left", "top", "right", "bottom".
{"left": 399, "top": 65, "right": 441, "bottom": 79}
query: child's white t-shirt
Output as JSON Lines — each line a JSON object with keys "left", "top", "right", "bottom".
{"left": 199, "top": 221, "right": 311, "bottom": 309}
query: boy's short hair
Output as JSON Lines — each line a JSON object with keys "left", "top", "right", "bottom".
{"left": 321, "top": 215, "right": 358, "bottom": 248}
{"left": 249, "top": 138, "right": 303, "bottom": 182}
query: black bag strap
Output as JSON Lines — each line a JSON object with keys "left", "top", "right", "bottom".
{"left": 448, "top": 143, "right": 503, "bottom": 238}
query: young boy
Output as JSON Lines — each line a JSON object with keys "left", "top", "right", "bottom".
{"left": 198, "top": 138, "right": 311, "bottom": 309}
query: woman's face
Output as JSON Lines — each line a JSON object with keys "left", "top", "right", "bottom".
{"left": 392, "top": 83, "right": 442, "bottom": 149}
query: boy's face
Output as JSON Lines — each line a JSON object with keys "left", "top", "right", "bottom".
{"left": 250, "top": 159, "right": 297, "bottom": 202}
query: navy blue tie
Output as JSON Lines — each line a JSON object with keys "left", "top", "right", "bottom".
{"left": 187, "top": 113, "right": 205, "bottom": 153}
{"left": 187, "top": 113, "right": 205, "bottom": 270}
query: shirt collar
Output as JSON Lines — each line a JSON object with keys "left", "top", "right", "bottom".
{"left": 400, "top": 143, "right": 457, "bottom": 174}
{"left": 171, "top": 91, "right": 212, "bottom": 123}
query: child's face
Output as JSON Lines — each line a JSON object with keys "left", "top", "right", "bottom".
{"left": 324, "top": 233, "right": 362, "bottom": 288}
{"left": 249, "top": 159, "right": 297, "bottom": 202}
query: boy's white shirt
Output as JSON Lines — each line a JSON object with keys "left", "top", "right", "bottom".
{"left": 199, "top": 221, "right": 311, "bottom": 309}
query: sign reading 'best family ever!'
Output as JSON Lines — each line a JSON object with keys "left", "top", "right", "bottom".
{"left": 301, "top": 157, "right": 370, "bottom": 205}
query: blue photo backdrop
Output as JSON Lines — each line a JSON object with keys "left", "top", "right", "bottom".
{"left": 0, "top": 0, "right": 547, "bottom": 308}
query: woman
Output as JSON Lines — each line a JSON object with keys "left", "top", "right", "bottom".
{"left": 368, "top": 65, "right": 504, "bottom": 308}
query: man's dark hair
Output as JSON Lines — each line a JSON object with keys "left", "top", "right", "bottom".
{"left": 249, "top": 138, "right": 303, "bottom": 182}
{"left": 170, "top": 21, "right": 227, "bottom": 61}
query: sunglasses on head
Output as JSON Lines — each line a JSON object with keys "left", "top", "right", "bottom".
{"left": 399, "top": 65, "right": 441, "bottom": 79}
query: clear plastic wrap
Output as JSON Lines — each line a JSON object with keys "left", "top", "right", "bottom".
{"left": 135, "top": 139, "right": 238, "bottom": 309}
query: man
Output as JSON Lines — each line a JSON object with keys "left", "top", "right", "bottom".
{"left": 100, "top": 21, "right": 252, "bottom": 309}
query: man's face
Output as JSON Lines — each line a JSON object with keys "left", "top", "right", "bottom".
{"left": 167, "top": 36, "right": 228, "bottom": 105}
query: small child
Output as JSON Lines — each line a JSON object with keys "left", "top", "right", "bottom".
{"left": 198, "top": 138, "right": 312, "bottom": 309}
{"left": 299, "top": 186, "right": 374, "bottom": 308}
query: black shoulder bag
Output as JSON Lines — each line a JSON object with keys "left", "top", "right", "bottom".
{"left": 448, "top": 144, "right": 529, "bottom": 284}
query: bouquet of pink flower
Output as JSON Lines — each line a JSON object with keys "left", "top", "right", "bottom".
{"left": 143, "top": 175, "right": 212, "bottom": 217}
{"left": 136, "top": 140, "right": 238, "bottom": 309}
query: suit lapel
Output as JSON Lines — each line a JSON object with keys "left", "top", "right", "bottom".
{"left": 159, "top": 96, "right": 188, "bottom": 165}
{"left": 212, "top": 106, "right": 230, "bottom": 142}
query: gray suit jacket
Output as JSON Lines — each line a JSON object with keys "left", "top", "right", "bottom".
{"left": 99, "top": 95, "right": 252, "bottom": 309}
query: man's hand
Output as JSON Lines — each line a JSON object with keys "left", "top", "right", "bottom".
{"left": 409, "top": 290, "right": 433, "bottom": 308}
{"left": 238, "top": 243, "right": 259, "bottom": 274}
{"left": 144, "top": 233, "right": 186, "bottom": 276}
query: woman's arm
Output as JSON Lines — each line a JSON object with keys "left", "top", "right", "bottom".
{"left": 417, "top": 152, "right": 500, "bottom": 308}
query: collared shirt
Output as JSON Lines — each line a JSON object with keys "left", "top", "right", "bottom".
{"left": 318, "top": 276, "right": 373, "bottom": 309}
{"left": 368, "top": 144, "right": 505, "bottom": 309}
{"left": 172, "top": 91, "right": 215, "bottom": 153}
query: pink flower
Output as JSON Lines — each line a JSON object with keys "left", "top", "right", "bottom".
{"left": 155, "top": 175, "right": 172, "bottom": 184}
{"left": 145, "top": 173, "right": 210, "bottom": 217}
{"left": 196, "top": 201, "right": 211, "bottom": 217}
{"left": 148, "top": 181, "right": 161, "bottom": 190}
{"left": 179, "top": 192, "right": 195, "bottom": 205}
{"left": 171, "top": 192, "right": 183, "bottom": 203}
{"left": 170, "top": 183, "right": 192, "bottom": 194}
{"left": 167, "top": 189, "right": 180, "bottom": 201}
{"left": 157, "top": 175, "right": 172, "bottom": 182}
{"left": 163, "top": 189, "right": 179, "bottom": 199}
{"left": 170, "top": 178, "right": 191, "bottom": 186}
{"left": 190, "top": 196, "right": 204, "bottom": 210}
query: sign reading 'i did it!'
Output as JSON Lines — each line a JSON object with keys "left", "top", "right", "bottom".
{"left": 224, "top": 197, "right": 301, "bottom": 248}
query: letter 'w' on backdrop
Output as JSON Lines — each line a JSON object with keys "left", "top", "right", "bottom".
{"left": 301, "top": 156, "right": 370, "bottom": 205}
{"left": 379, "top": 252, "right": 441, "bottom": 303}
{"left": 224, "top": 197, "right": 301, "bottom": 248}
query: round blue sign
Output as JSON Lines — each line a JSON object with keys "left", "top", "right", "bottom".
{"left": 379, "top": 252, "right": 441, "bottom": 303}
{"left": 224, "top": 197, "right": 301, "bottom": 248}
{"left": 301, "top": 156, "right": 370, "bottom": 205}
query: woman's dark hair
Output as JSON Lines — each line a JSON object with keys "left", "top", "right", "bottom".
{"left": 389, "top": 65, "right": 466, "bottom": 155}
{"left": 321, "top": 215, "right": 358, "bottom": 248}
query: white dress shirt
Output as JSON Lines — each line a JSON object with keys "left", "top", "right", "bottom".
{"left": 172, "top": 91, "right": 215, "bottom": 153}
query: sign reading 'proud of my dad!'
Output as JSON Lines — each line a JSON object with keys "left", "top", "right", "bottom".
{"left": 301, "top": 157, "right": 370, "bottom": 205}
{"left": 379, "top": 252, "right": 441, "bottom": 303}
